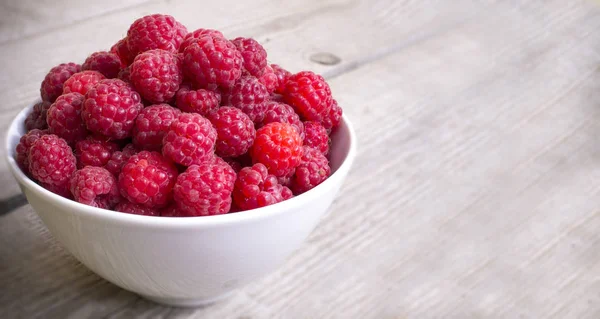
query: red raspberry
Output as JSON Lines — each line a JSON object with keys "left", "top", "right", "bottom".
{"left": 69, "top": 166, "right": 120, "bottom": 209}
{"left": 291, "top": 146, "right": 331, "bottom": 194}
{"left": 82, "top": 51, "right": 122, "bottom": 79}
{"left": 42, "top": 182, "right": 72, "bottom": 198}
{"left": 179, "top": 28, "right": 225, "bottom": 53}
{"left": 132, "top": 104, "right": 181, "bottom": 151}
{"left": 82, "top": 79, "right": 143, "bottom": 139}
{"left": 28, "top": 134, "right": 76, "bottom": 188}
{"left": 15, "top": 129, "right": 47, "bottom": 174}
{"left": 232, "top": 163, "right": 293, "bottom": 211}
{"left": 75, "top": 136, "right": 120, "bottom": 168}
{"left": 104, "top": 144, "right": 138, "bottom": 177}
{"left": 173, "top": 161, "right": 236, "bottom": 216}
{"left": 118, "top": 66, "right": 131, "bottom": 83}
{"left": 24, "top": 101, "right": 52, "bottom": 131}
{"left": 322, "top": 99, "right": 342, "bottom": 133}
{"left": 126, "top": 14, "right": 187, "bottom": 57}
{"left": 130, "top": 49, "right": 183, "bottom": 104}
{"left": 303, "top": 121, "right": 330, "bottom": 156}
{"left": 115, "top": 201, "right": 159, "bottom": 216}
{"left": 111, "top": 38, "right": 135, "bottom": 66}
{"left": 160, "top": 204, "right": 183, "bottom": 217}
{"left": 222, "top": 157, "right": 244, "bottom": 173}
{"left": 228, "top": 76, "right": 269, "bottom": 123}
{"left": 162, "top": 113, "right": 217, "bottom": 166}
{"left": 46, "top": 92, "right": 87, "bottom": 145}
{"left": 183, "top": 35, "right": 242, "bottom": 89}
{"left": 174, "top": 85, "right": 220, "bottom": 116}
{"left": 231, "top": 37, "right": 267, "bottom": 77}
{"left": 283, "top": 71, "right": 332, "bottom": 123}
{"left": 259, "top": 64, "right": 278, "bottom": 93}
{"left": 208, "top": 106, "right": 255, "bottom": 158}
{"left": 258, "top": 101, "right": 304, "bottom": 138}
{"left": 118, "top": 151, "right": 178, "bottom": 208}
{"left": 250, "top": 122, "right": 303, "bottom": 177}
{"left": 62, "top": 71, "right": 106, "bottom": 96}
{"left": 40, "top": 62, "right": 81, "bottom": 102}
{"left": 271, "top": 64, "right": 291, "bottom": 94}
{"left": 270, "top": 93, "right": 285, "bottom": 103}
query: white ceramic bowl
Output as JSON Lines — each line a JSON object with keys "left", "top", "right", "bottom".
{"left": 5, "top": 102, "right": 357, "bottom": 307}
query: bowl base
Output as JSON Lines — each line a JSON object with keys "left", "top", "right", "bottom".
{"left": 141, "top": 292, "right": 233, "bottom": 308}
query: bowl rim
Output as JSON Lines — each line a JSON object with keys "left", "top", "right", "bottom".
{"left": 5, "top": 102, "right": 357, "bottom": 229}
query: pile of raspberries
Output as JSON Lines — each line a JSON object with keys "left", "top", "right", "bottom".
{"left": 15, "top": 14, "right": 342, "bottom": 217}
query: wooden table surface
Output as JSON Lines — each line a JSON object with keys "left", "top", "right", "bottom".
{"left": 2, "top": 0, "right": 600, "bottom": 318}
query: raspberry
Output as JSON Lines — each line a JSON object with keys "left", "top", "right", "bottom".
{"left": 82, "top": 79, "right": 143, "bottom": 139}
{"left": 42, "top": 182, "right": 72, "bottom": 198}
{"left": 118, "top": 151, "right": 178, "bottom": 208}
{"left": 291, "top": 146, "right": 331, "bottom": 194}
{"left": 303, "top": 121, "right": 330, "bottom": 156}
{"left": 208, "top": 106, "right": 255, "bottom": 158}
{"left": 173, "top": 160, "right": 236, "bottom": 216}
{"left": 222, "top": 157, "right": 244, "bottom": 173}
{"left": 132, "top": 104, "right": 181, "bottom": 151}
{"left": 62, "top": 71, "right": 105, "bottom": 96}
{"left": 162, "top": 113, "right": 217, "bottom": 166}
{"left": 28, "top": 134, "right": 76, "bottom": 188}
{"left": 322, "top": 99, "right": 342, "bottom": 133}
{"left": 183, "top": 35, "right": 242, "bottom": 89}
{"left": 232, "top": 163, "right": 293, "bottom": 211}
{"left": 75, "top": 136, "right": 120, "bottom": 168}
{"left": 130, "top": 49, "right": 183, "bottom": 104}
{"left": 82, "top": 51, "right": 122, "bottom": 79}
{"left": 179, "top": 28, "right": 225, "bottom": 53}
{"left": 231, "top": 37, "right": 267, "bottom": 77}
{"left": 174, "top": 85, "right": 220, "bottom": 116}
{"left": 259, "top": 64, "right": 278, "bottom": 93}
{"left": 258, "top": 101, "right": 304, "bottom": 138}
{"left": 40, "top": 62, "right": 81, "bottom": 102}
{"left": 118, "top": 66, "right": 131, "bottom": 83}
{"left": 228, "top": 76, "right": 269, "bottom": 123}
{"left": 160, "top": 204, "right": 182, "bottom": 217}
{"left": 126, "top": 14, "right": 187, "bottom": 56}
{"left": 111, "top": 38, "right": 135, "bottom": 66}
{"left": 104, "top": 144, "right": 138, "bottom": 176}
{"left": 115, "top": 201, "right": 159, "bottom": 216}
{"left": 69, "top": 166, "right": 120, "bottom": 209}
{"left": 15, "top": 129, "right": 46, "bottom": 174}
{"left": 24, "top": 101, "right": 52, "bottom": 131}
{"left": 271, "top": 64, "right": 291, "bottom": 94}
{"left": 250, "top": 122, "right": 303, "bottom": 177}
{"left": 283, "top": 71, "right": 332, "bottom": 123}
{"left": 46, "top": 92, "right": 87, "bottom": 145}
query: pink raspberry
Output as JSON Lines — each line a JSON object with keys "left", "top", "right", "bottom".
{"left": 28, "top": 134, "right": 76, "bottom": 188}
{"left": 82, "top": 79, "right": 143, "bottom": 139}
{"left": 303, "top": 121, "right": 330, "bottom": 156}
{"left": 258, "top": 101, "right": 304, "bottom": 138}
{"left": 174, "top": 85, "right": 220, "bottom": 116}
{"left": 104, "top": 144, "right": 138, "bottom": 177}
{"left": 283, "top": 71, "right": 332, "bottom": 123}
{"left": 271, "top": 64, "right": 291, "bottom": 94}
{"left": 132, "top": 104, "right": 181, "bottom": 151}
{"left": 250, "top": 122, "right": 303, "bottom": 177}
{"left": 291, "top": 146, "right": 331, "bottom": 194}
{"left": 46, "top": 92, "right": 87, "bottom": 145}
{"left": 82, "top": 51, "right": 122, "bottom": 79}
{"left": 322, "top": 99, "right": 342, "bottom": 133}
{"left": 24, "top": 101, "right": 52, "bottom": 131}
{"left": 130, "top": 49, "right": 183, "bottom": 104}
{"left": 111, "top": 38, "right": 135, "bottom": 66}
{"left": 259, "top": 64, "right": 278, "bottom": 93}
{"left": 75, "top": 136, "right": 120, "bottom": 168}
{"left": 162, "top": 113, "right": 217, "bottom": 166}
{"left": 69, "top": 166, "right": 120, "bottom": 209}
{"left": 115, "top": 201, "right": 160, "bottom": 216}
{"left": 126, "top": 14, "right": 187, "bottom": 56}
{"left": 233, "top": 163, "right": 293, "bottom": 211}
{"left": 118, "top": 151, "right": 178, "bottom": 208}
{"left": 183, "top": 35, "right": 242, "bottom": 89}
{"left": 15, "top": 129, "right": 47, "bottom": 174}
{"left": 228, "top": 76, "right": 269, "bottom": 123}
{"left": 231, "top": 37, "right": 267, "bottom": 77}
{"left": 208, "top": 106, "right": 255, "bottom": 158}
{"left": 173, "top": 160, "right": 236, "bottom": 216}
{"left": 62, "top": 71, "right": 106, "bottom": 96}
{"left": 179, "top": 28, "right": 225, "bottom": 53}
{"left": 40, "top": 62, "right": 82, "bottom": 102}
